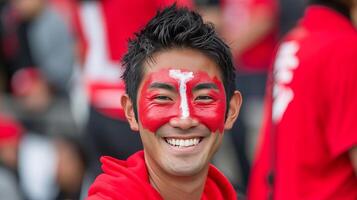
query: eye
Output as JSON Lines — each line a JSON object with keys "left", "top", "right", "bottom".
{"left": 154, "top": 95, "right": 173, "bottom": 101}
{"left": 195, "top": 95, "right": 214, "bottom": 102}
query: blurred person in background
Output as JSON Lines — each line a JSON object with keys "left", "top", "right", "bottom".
{"left": 220, "top": 0, "right": 278, "bottom": 191}
{"left": 0, "top": 113, "right": 23, "bottom": 200}
{"left": 248, "top": 0, "right": 357, "bottom": 199}
{"left": 0, "top": 0, "right": 75, "bottom": 135}
{"left": 73, "top": 0, "right": 193, "bottom": 183}
{"left": 0, "top": 112, "right": 87, "bottom": 200}
{"left": 54, "top": 135, "right": 88, "bottom": 200}
{"left": 197, "top": 0, "right": 278, "bottom": 191}
{"left": 0, "top": 113, "right": 57, "bottom": 200}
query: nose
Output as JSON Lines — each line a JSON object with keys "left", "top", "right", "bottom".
{"left": 169, "top": 116, "right": 199, "bottom": 130}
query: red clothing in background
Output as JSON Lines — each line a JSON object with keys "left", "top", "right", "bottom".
{"left": 248, "top": 6, "right": 357, "bottom": 200}
{"left": 221, "top": 0, "right": 278, "bottom": 71}
{"left": 0, "top": 114, "right": 23, "bottom": 146}
{"left": 76, "top": 0, "right": 193, "bottom": 120}
{"left": 87, "top": 151, "right": 237, "bottom": 200}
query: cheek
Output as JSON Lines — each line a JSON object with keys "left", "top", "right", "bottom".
{"left": 190, "top": 94, "right": 226, "bottom": 133}
{"left": 137, "top": 71, "right": 182, "bottom": 133}
{"left": 138, "top": 96, "right": 180, "bottom": 133}
{"left": 188, "top": 75, "right": 227, "bottom": 133}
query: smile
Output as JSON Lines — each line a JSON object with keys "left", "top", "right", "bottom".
{"left": 164, "top": 137, "right": 202, "bottom": 148}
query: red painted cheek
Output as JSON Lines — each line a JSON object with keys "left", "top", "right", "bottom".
{"left": 189, "top": 77, "right": 226, "bottom": 133}
{"left": 139, "top": 100, "right": 179, "bottom": 133}
{"left": 138, "top": 72, "right": 180, "bottom": 133}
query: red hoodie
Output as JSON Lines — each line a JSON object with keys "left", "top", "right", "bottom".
{"left": 87, "top": 151, "right": 237, "bottom": 200}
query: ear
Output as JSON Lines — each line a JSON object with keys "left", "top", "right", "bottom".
{"left": 224, "top": 91, "right": 242, "bottom": 130}
{"left": 121, "top": 94, "right": 139, "bottom": 131}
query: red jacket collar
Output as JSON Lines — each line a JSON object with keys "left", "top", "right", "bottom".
{"left": 87, "top": 151, "right": 237, "bottom": 200}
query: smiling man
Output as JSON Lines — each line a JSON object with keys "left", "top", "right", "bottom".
{"left": 86, "top": 5, "right": 242, "bottom": 200}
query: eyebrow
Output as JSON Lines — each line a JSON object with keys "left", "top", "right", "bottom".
{"left": 149, "top": 82, "right": 176, "bottom": 91}
{"left": 192, "top": 83, "right": 218, "bottom": 92}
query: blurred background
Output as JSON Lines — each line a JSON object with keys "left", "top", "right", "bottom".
{"left": 0, "top": 0, "right": 308, "bottom": 199}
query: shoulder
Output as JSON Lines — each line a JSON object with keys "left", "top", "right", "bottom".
{"left": 206, "top": 164, "right": 237, "bottom": 199}
{"left": 87, "top": 151, "right": 162, "bottom": 199}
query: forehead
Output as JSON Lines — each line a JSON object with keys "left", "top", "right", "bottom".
{"left": 142, "top": 48, "right": 222, "bottom": 81}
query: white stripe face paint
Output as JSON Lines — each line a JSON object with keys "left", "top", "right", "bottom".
{"left": 169, "top": 69, "right": 194, "bottom": 119}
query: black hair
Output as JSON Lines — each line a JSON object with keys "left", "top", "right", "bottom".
{"left": 122, "top": 4, "right": 236, "bottom": 119}
{"left": 309, "top": 0, "right": 352, "bottom": 18}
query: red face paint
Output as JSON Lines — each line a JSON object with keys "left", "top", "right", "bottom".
{"left": 138, "top": 68, "right": 226, "bottom": 133}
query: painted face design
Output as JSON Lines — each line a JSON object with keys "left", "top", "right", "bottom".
{"left": 138, "top": 68, "right": 226, "bottom": 133}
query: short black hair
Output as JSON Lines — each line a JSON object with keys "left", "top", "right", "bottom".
{"left": 122, "top": 4, "right": 236, "bottom": 118}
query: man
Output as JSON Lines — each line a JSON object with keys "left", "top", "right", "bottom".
{"left": 87, "top": 5, "right": 242, "bottom": 200}
{"left": 248, "top": 0, "right": 357, "bottom": 199}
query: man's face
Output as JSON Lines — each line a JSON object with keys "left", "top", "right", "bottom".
{"left": 125, "top": 48, "right": 237, "bottom": 176}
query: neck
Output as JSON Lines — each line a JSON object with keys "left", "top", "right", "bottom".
{"left": 146, "top": 159, "right": 209, "bottom": 200}
{"left": 351, "top": 1, "right": 357, "bottom": 26}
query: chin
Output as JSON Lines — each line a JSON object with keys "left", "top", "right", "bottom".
{"left": 165, "top": 161, "right": 206, "bottom": 177}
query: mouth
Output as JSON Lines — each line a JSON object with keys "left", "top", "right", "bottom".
{"left": 164, "top": 137, "right": 203, "bottom": 148}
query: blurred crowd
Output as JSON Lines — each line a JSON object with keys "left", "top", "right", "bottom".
{"left": 0, "top": 0, "right": 355, "bottom": 200}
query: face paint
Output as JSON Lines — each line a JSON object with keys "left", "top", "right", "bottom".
{"left": 169, "top": 70, "right": 193, "bottom": 119}
{"left": 138, "top": 68, "right": 226, "bottom": 133}
{"left": 188, "top": 72, "right": 226, "bottom": 133}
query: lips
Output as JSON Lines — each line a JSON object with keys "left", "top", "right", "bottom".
{"left": 164, "top": 137, "right": 202, "bottom": 148}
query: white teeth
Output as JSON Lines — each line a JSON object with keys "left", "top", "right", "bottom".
{"left": 165, "top": 138, "right": 201, "bottom": 148}
{"left": 193, "top": 138, "right": 199, "bottom": 145}
{"left": 180, "top": 140, "right": 185, "bottom": 146}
